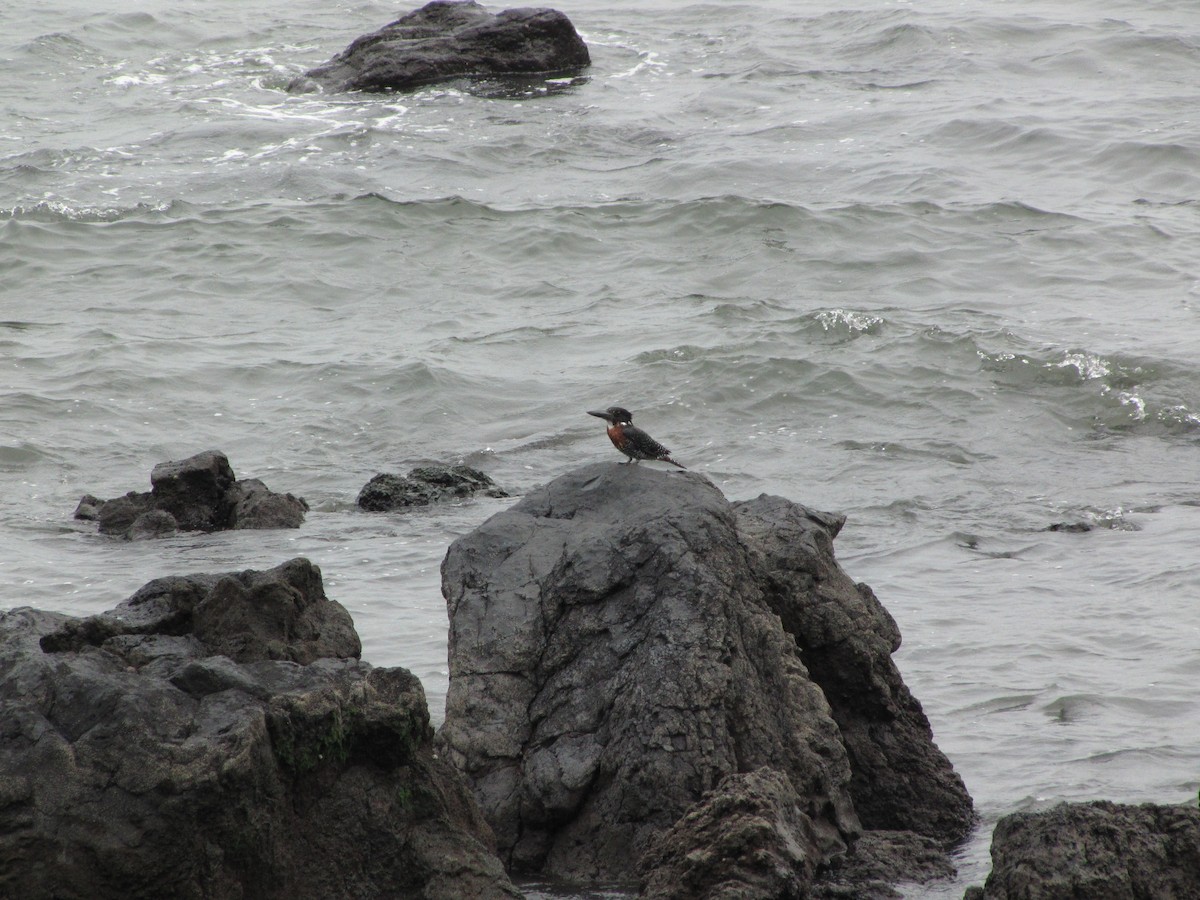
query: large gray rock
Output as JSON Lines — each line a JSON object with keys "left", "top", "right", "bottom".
{"left": 0, "top": 558, "right": 519, "bottom": 900}
{"left": 966, "top": 801, "right": 1200, "bottom": 900}
{"left": 290, "top": 0, "right": 590, "bottom": 94}
{"left": 436, "top": 462, "right": 972, "bottom": 893}
{"left": 75, "top": 450, "right": 308, "bottom": 539}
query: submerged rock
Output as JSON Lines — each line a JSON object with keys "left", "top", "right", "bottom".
{"left": 75, "top": 449, "right": 307, "bottom": 539}
{"left": 965, "top": 800, "right": 1200, "bottom": 900}
{"left": 357, "top": 464, "right": 509, "bottom": 511}
{"left": 289, "top": 0, "right": 590, "bottom": 94}
{"left": 0, "top": 558, "right": 519, "bottom": 900}
{"left": 436, "top": 462, "right": 972, "bottom": 894}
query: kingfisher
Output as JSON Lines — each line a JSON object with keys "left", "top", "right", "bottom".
{"left": 587, "top": 406, "right": 686, "bottom": 469}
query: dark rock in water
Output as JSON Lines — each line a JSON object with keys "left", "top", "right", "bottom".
{"left": 229, "top": 477, "right": 309, "bottom": 529}
{"left": 357, "top": 464, "right": 509, "bottom": 511}
{"left": 72, "top": 493, "right": 104, "bottom": 520}
{"left": 289, "top": 0, "right": 590, "bottom": 94}
{"left": 436, "top": 462, "right": 972, "bottom": 894}
{"left": 1045, "top": 521, "right": 1093, "bottom": 533}
{"left": 0, "top": 558, "right": 519, "bottom": 900}
{"left": 638, "top": 767, "right": 821, "bottom": 899}
{"left": 94, "top": 490, "right": 168, "bottom": 536}
{"left": 127, "top": 507, "right": 179, "bottom": 540}
{"left": 150, "top": 449, "right": 237, "bottom": 530}
{"left": 75, "top": 450, "right": 308, "bottom": 539}
{"left": 966, "top": 800, "right": 1200, "bottom": 900}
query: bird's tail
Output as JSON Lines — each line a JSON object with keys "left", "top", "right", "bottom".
{"left": 664, "top": 456, "right": 687, "bottom": 470}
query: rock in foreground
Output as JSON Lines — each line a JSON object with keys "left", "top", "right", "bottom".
{"left": 357, "top": 464, "right": 509, "bottom": 511}
{"left": 75, "top": 449, "right": 307, "bottom": 539}
{"left": 290, "top": 0, "right": 590, "bottom": 94}
{"left": 638, "top": 767, "right": 821, "bottom": 899}
{"left": 437, "top": 462, "right": 972, "bottom": 894}
{"left": 0, "top": 558, "right": 518, "bottom": 900}
{"left": 966, "top": 800, "right": 1200, "bottom": 900}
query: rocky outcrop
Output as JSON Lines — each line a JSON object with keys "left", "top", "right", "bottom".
{"left": 357, "top": 464, "right": 509, "bottom": 512}
{"left": 0, "top": 558, "right": 519, "bottom": 900}
{"left": 735, "top": 494, "right": 974, "bottom": 844}
{"left": 965, "top": 801, "right": 1200, "bottom": 900}
{"left": 75, "top": 449, "right": 307, "bottom": 539}
{"left": 289, "top": 0, "right": 590, "bottom": 94}
{"left": 436, "top": 462, "right": 972, "bottom": 894}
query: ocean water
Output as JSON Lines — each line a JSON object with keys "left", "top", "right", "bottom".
{"left": 3, "top": 0, "right": 1200, "bottom": 894}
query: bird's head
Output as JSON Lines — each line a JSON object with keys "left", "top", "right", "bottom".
{"left": 587, "top": 406, "right": 633, "bottom": 425}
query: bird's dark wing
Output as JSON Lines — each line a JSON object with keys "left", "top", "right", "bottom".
{"left": 624, "top": 424, "right": 673, "bottom": 459}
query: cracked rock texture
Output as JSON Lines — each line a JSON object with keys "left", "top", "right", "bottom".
{"left": 436, "top": 462, "right": 972, "bottom": 894}
{"left": 966, "top": 801, "right": 1200, "bottom": 900}
{"left": 0, "top": 558, "right": 518, "bottom": 900}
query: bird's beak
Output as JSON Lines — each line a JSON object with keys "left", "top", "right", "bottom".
{"left": 587, "top": 410, "right": 614, "bottom": 423}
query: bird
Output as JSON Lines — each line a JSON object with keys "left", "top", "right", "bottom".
{"left": 587, "top": 406, "right": 686, "bottom": 469}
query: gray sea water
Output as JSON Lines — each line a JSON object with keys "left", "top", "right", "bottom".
{"left": 4, "top": 0, "right": 1200, "bottom": 894}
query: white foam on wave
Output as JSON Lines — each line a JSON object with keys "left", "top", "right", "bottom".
{"left": 106, "top": 71, "right": 168, "bottom": 88}
{"left": 1055, "top": 351, "right": 1110, "bottom": 380}
{"left": 1116, "top": 391, "right": 1147, "bottom": 420}
{"left": 815, "top": 308, "right": 884, "bottom": 333}
{"left": 0, "top": 198, "right": 171, "bottom": 221}
{"left": 191, "top": 96, "right": 379, "bottom": 163}
{"left": 580, "top": 29, "right": 666, "bottom": 81}
{"left": 609, "top": 50, "right": 665, "bottom": 80}
{"left": 1159, "top": 404, "right": 1200, "bottom": 428}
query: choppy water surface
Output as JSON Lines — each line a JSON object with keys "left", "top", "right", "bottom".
{"left": 3, "top": 0, "right": 1200, "bottom": 893}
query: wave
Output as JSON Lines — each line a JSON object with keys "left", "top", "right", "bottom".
{"left": 979, "top": 344, "right": 1200, "bottom": 436}
{"left": 0, "top": 198, "right": 175, "bottom": 223}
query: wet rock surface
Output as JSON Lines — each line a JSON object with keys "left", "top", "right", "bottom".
{"left": 75, "top": 450, "right": 307, "bottom": 539}
{"left": 965, "top": 800, "right": 1200, "bottom": 900}
{"left": 290, "top": 0, "right": 590, "bottom": 94}
{"left": 0, "top": 558, "right": 519, "bottom": 900}
{"left": 436, "top": 462, "right": 972, "bottom": 894}
{"left": 637, "top": 767, "right": 821, "bottom": 899}
{"left": 357, "top": 464, "right": 509, "bottom": 511}
{"left": 735, "top": 493, "right": 974, "bottom": 844}
{"left": 815, "top": 830, "right": 957, "bottom": 899}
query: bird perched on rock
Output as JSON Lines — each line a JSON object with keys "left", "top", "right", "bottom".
{"left": 587, "top": 406, "right": 686, "bottom": 469}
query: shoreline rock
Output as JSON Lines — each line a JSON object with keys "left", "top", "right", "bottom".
{"left": 965, "top": 800, "right": 1200, "bottom": 900}
{"left": 289, "top": 0, "right": 590, "bottom": 94}
{"left": 436, "top": 462, "right": 973, "bottom": 895}
{"left": 0, "top": 558, "right": 519, "bottom": 899}
{"left": 75, "top": 450, "right": 307, "bottom": 539}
